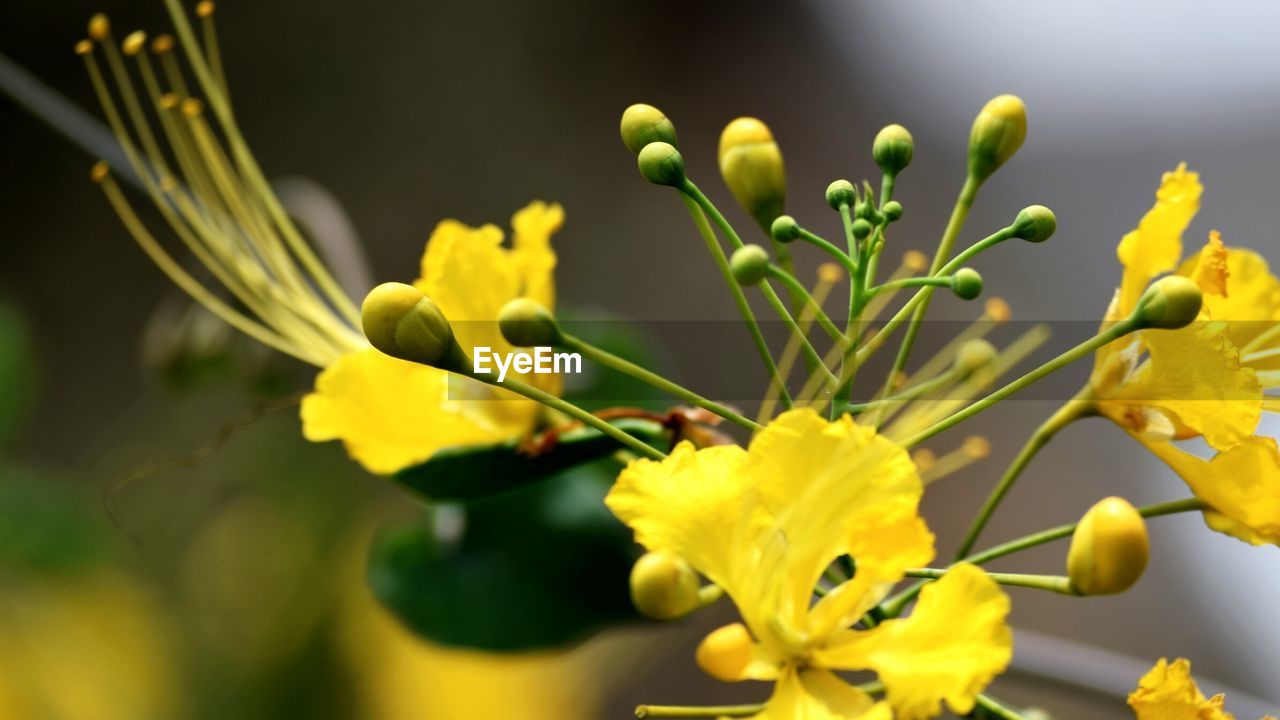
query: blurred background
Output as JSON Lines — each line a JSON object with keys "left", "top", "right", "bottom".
{"left": 2, "top": 0, "right": 1278, "bottom": 717}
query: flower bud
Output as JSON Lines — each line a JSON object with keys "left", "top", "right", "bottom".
{"left": 497, "top": 298, "right": 560, "bottom": 347}
{"left": 1013, "top": 205, "right": 1056, "bottom": 243}
{"left": 770, "top": 215, "right": 800, "bottom": 244}
{"left": 955, "top": 338, "right": 997, "bottom": 372}
{"left": 361, "top": 282, "right": 460, "bottom": 369}
{"left": 851, "top": 218, "right": 872, "bottom": 240}
{"left": 620, "top": 103, "right": 678, "bottom": 155}
{"left": 968, "top": 94, "right": 1027, "bottom": 182}
{"left": 873, "top": 123, "right": 914, "bottom": 176}
{"left": 730, "top": 244, "right": 770, "bottom": 286}
{"left": 696, "top": 623, "right": 753, "bottom": 682}
{"left": 717, "top": 117, "right": 787, "bottom": 229}
{"left": 825, "top": 179, "right": 855, "bottom": 210}
{"left": 951, "top": 268, "right": 984, "bottom": 300}
{"left": 1134, "top": 276, "right": 1203, "bottom": 329}
{"left": 630, "top": 552, "right": 701, "bottom": 620}
{"left": 883, "top": 200, "right": 903, "bottom": 222}
{"left": 1067, "top": 497, "right": 1149, "bottom": 595}
{"left": 637, "top": 142, "right": 686, "bottom": 187}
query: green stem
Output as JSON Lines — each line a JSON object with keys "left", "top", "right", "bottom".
{"left": 469, "top": 372, "right": 665, "bottom": 460}
{"left": 868, "top": 275, "right": 954, "bottom": 297}
{"left": 899, "top": 319, "right": 1139, "bottom": 449}
{"left": 835, "top": 203, "right": 865, "bottom": 412}
{"left": 973, "top": 694, "right": 1026, "bottom": 720}
{"left": 797, "top": 227, "right": 859, "bottom": 276}
{"left": 840, "top": 366, "right": 964, "bottom": 415}
{"left": 558, "top": 333, "right": 762, "bottom": 432}
{"left": 766, "top": 265, "right": 847, "bottom": 345}
{"left": 953, "top": 388, "right": 1096, "bottom": 560}
{"left": 904, "top": 568, "right": 1076, "bottom": 595}
{"left": 679, "top": 193, "right": 792, "bottom": 408}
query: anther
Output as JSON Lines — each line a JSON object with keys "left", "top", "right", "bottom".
{"left": 74, "top": 39, "right": 93, "bottom": 56}
{"left": 88, "top": 14, "right": 110, "bottom": 41}
{"left": 122, "top": 30, "right": 147, "bottom": 56}
{"left": 196, "top": 1, "right": 216, "bottom": 17}
{"left": 90, "top": 161, "right": 110, "bottom": 183}
{"left": 181, "top": 98, "right": 204, "bottom": 118}
{"left": 151, "top": 34, "right": 175, "bottom": 54}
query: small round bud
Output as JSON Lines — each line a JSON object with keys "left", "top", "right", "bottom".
{"left": 637, "top": 142, "right": 686, "bottom": 187}
{"left": 1067, "top": 497, "right": 1149, "bottom": 596}
{"left": 1013, "top": 205, "right": 1056, "bottom": 243}
{"left": 730, "top": 244, "right": 770, "bottom": 286}
{"left": 955, "top": 338, "right": 997, "bottom": 372}
{"left": 620, "top": 103, "right": 677, "bottom": 155}
{"left": 851, "top": 218, "right": 872, "bottom": 240}
{"left": 719, "top": 117, "right": 787, "bottom": 228}
{"left": 968, "top": 94, "right": 1027, "bottom": 182}
{"left": 951, "top": 268, "right": 984, "bottom": 300}
{"left": 872, "top": 123, "right": 914, "bottom": 176}
{"left": 497, "top": 298, "right": 560, "bottom": 347}
{"left": 770, "top": 215, "right": 800, "bottom": 244}
{"left": 696, "top": 623, "right": 753, "bottom": 682}
{"left": 361, "top": 282, "right": 459, "bottom": 369}
{"left": 902, "top": 250, "right": 929, "bottom": 273}
{"left": 1134, "top": 276, "right": 1203, "bottom": 329}
{"left": 882, "top": 200, "right": 903, "bottom": 222}
{"left": 825, "top": 179, "right": 855, "bottom": 210}
{"left": 630, "top": 552, "right": 701, "bottom": 620}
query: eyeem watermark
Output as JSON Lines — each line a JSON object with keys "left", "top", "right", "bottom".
{"left": 473, "top": 346, "right": 582, "bottom": 382}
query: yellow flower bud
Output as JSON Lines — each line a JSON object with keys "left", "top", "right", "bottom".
{"left": 497, "top": 298, "right": 560, "bottom": 347}
{"left": 620, "top": 103, "right": 677, "bottom": 155}
{"left": 968, "top": 94, "right": 1027, "bottom": 182}
{"left": 1067, "top": 497, "right": 1149, "bottom": 595}
{"left": 637, "top": 142, "right": 686, "bottom": 187}
{"left": 360, "top": 282, "right": 463, "bottom": 370}
{"left": 872, "top": 123, "right": 914, "bottom": 176}
{"left": 730, "top": 245, "right": 770, "bottom": 286}
{"left": 1134, "top": 276, "right": 1203, "bottom": 329}
{"left": 951, "top": 268, "right": 984, "bottom": 300}
{"left": 718, "top": 117, "right": 787, "bottom": 228}
{"left": 630, "top": 552, "right": 701, "bottom": 620}
{"left": 696, "top": 623, "right": 753, "bottom": 681}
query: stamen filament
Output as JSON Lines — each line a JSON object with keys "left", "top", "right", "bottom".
{"left": 635, "top": 704, "right": 763, "bottom": 718}
{"left": 764, "top": 265, "right": 845, "bottom": 345}
{"left": 758, "top": 266, "right": 841, "bottom": 425}
{"left": 1241, "top": 322, "right": 1280, "bottom": 355}
{"left": 904, "top": 567, "right": 1077, "bottom": 595}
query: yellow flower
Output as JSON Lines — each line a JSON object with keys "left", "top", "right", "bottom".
{"left": 301, "top": 202, "right": 564, "bottom": 473}
{"left": 1090, "top": 164, "right": 1280, "bottom": 545}
{"left": 1128, "top": 658, "right": 1277, "bottom": 720}
{"left": 605, "top": 409, "right": 1013, "bottom": 719}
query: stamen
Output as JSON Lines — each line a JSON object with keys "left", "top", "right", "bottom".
{"left": 194, "top": 1, "right": 229, "bottom": 100}
{"left": 634, "top": 704, "right": 763, "bottom": 718}
{"left": 892, "top": 296, "right": 1012, "bottom": 397}
{"left": 758, "top": 263, "right": 842, "bottom": 423}
{"left": 88, "top": 13, "right": 110, "bottom": 41}
{"left": 919, "top": 435, "right": 990, "bottom": 484}
{"left": 121, "top": 30, "right": 147, "bottom": 57}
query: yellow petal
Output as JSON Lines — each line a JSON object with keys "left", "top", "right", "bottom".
{"left": 747, "top": 669, "right": 881, "bottom": 720}
{"left": 1115, "top": 163, "right": 1202, "bottom": 317}
{"left": 1098, "top": 322, "right": 1261, "bottom": 450}
{"left": 1187, "top": 231, "right": 1230, "bottom": 299}
{"left": 510, "top": 201, "right": 563, "bottom": 310}
{"left": 300, "top": 348, "right": 529, "bottom": 475}
{"left": 1179, "top": 245, "right": 1280, "bottom": 365}
{"left": 815, "top": 564, "right": 1013, "bottom": 720}
{"left": 1128, "top": 658, "right": 1236, "bottom": 720}
{"left": 1138, "top": 435, "right": 1280, "bottom": 546}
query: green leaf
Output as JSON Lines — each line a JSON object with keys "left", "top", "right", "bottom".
{"left": 393, "top": 418, "right": 666, "bottom": 502}
{"left": 0, "top": 467, "right": 108, "bottom": 574}
{"left": 369, "top": 457, "right": 639, "bottom": 651}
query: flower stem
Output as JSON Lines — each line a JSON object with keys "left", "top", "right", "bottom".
{"left": 558, "top": 333, "right": 762, "bottom": 432}
{"left": 765, "top": 265, "right": 846, "bottom": 345}
{"left": 904, "top": 568, "right": 1077, "bottom": 595}
{"left": 953, "top": 387, "right": 1096, "bottom": 560}
{"left": 796, "top": 227, "right": 859, "bottom": 276}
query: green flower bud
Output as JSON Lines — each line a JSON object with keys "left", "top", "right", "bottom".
{"left": 771, "top": 215, "right": 800, "bottom": 244}
{"left": 497, "top": 298, "right": 560, "bottom": 347}
{"left": 630, "top": 552, "right": 701, "bottom": 620}
{"left": 826, "top": 179, "right": 855, "bottom": 210}
{"left": 620, "top": 103, "right": 678, "bottom": 155}
{"left": 968, "top": 94, "right": 1027, "bottom": 182}
{"left": 883, "top": 200, "right": 903, "bottom": 222}
{"left": 361, "top": 282, "right": 462, "bottom": 369}
{"left": 718, "top": 117, "right": 787, "bottom": 229}
{"left": 730, "top": 244, "right": 770, "bottom": 286}
{"left": 637, "top": 142, "right": 686, "bottom": 187}
{"left": 873, "top": 124, "right": 914, "bottom": 176}
{"left": 1134, "top": 276, "right": 1203, "bottom": 329}
{"left": 851, "top": 218, "right": 872, "bottom": 240}
{"left": 951, "top": 268, "right": 984, "bottom": 300}
{"left": 1013, "top": 205, "right": 1056, "bottom": 243}
{"left": 1067, "top": 497, "right": 1149, "bottom": 596}
{"left": 955, "top": 338, "right": 997, "bottom": 372}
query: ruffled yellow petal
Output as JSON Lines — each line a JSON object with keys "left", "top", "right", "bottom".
{"left": 510, "top": 201, "right": 563, "bottom": 310}
{"left": 1179, "top": 245, "right": 1280, "bottom": 365}
{"left": 1115, "top": 163, "right": 1202, "bottom": 317}
{"left": 301, "top": 349, "right": 523, "bottom": 475}
{"left": 1187, "top": 231, "right": 1230, "bottom": 299}
{"left": 747, "top": 669, "right": 883, "bottom": 720}
{"left": 1137, "top": 435, "right": 1280, "bottom": 546}
{"left": 1128, "top": 658, "right": 1235, "bottom": 720}
{"left": 1098, "top": 323, "right": 1261, "bottom": 450}
{"left": 815, "top": 564, "right": 1013, "bottom": 720}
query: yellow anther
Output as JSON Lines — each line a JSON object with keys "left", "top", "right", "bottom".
{"left": 984, "top": 297, "right": 1012, "bottom": 323}
{"left": 74, "top": 39, "right": 93, "bottom": 56}
{"left": 151, "top": 34, "right": 175, "bottom": 54}
{"left": 912, "top": 448, "right": 937, "bottom": 471}
{"left": 817, "top": 262, "right": 843, "bottom": 284}
{"left": 159, "top": 93, "right": 180, "bottom": 111}
{"left": 122, "top": 30, "right": 147, "bottom": 56}
{"left": 963, "top": 436, "right": 991, "bottom": 459}
{"left": 181, "top": 98, "right": 204, "bottom": 118}
{"left": 88, "top": 13, "right": 110, "bottom": 41}
{"left": 695, "top": 623, "right": 754, "bottom": 682}
{"left": 196, "top": 0, "right": 216, "bottom": 17}
{"left": 902, "top": 250, "right": 929, "bottom": 273}
{"left": 90, "top": 161, "right": 110, "bottom": 183}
